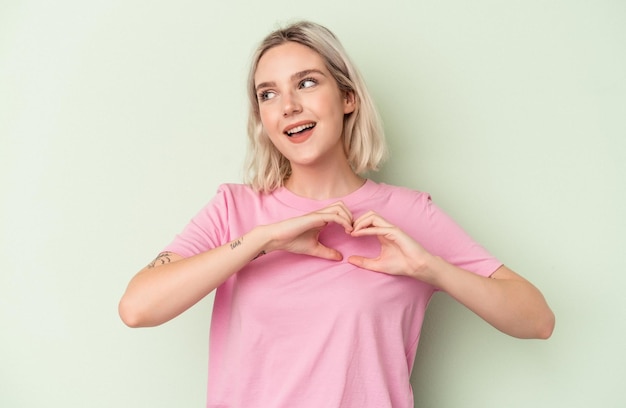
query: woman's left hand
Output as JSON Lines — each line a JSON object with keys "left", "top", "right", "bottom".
{"left": 347, "top": 211, "right": 555, "bottom": 339}
{"left": 347, "top": 211, "right": 435, "bottom": 283}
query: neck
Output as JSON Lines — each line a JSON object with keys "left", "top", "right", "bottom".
{"left": 284, "top": 161, "right": 365, "bottom": 200}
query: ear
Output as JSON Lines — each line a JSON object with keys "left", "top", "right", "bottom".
{"left": 343, "top": 91, "right": 356, "bottom": 114}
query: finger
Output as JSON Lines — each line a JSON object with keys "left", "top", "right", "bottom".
{"left": 322, "top": 201, "right": 353, "bottom": 219}
{"left": 310, "top": 244, "right": 343, "bottom": 261}
{"left": 351, "top": 210, "right": 375, "bottom": 227}
{"left": 347, "top": 255, "right": 384, "bottom": 273}
{"left": 327, "top": 200, "right": 352, "bottom": 215}
{"left": 310, "top": 213, "right": 351, "bottom": 233}
{"left": 352, "top": 211, "right": 393, "bottom": 232}
{"left": 350, "top": 226, "right": 397, "bottom": 240}
{"left": 315, "top": 205, "right": 354, "bottom": 232}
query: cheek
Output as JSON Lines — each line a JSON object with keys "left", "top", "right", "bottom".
{"left": 258, "top": 108, "right": 277, "bottom": 131}
{"left": 259, "top": 112, "right": 282, "bottom": 145}
{"left": 320, "top": 93, "right": 348, "bottom": 121}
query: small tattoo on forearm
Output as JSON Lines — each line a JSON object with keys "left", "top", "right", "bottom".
{"left": 252, "top": 250, "right": 266, "bottom": 260}
{"left": 147, "top": 252, "right": 173, "bottom": 268}
{"left": 230, "top": 238, "right": 243, "bottom": 250}
{"left": 229, "top": 237, "right": 265, "bottom": 261}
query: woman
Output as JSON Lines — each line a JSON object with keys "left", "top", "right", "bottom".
{"left": 119, "top": 20, "right": 554, "bottom": 408}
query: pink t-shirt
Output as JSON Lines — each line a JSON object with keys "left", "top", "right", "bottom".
{"left": 164, "top": 180, "right": 502, "bottom": 408}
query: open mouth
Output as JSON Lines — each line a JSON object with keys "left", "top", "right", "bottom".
{"left": 285, "top": 122, "right": 316, "bottom": 137}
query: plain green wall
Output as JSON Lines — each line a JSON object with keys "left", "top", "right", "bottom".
{"left": 1, "top": 1, "right": 624, "bottom": 407}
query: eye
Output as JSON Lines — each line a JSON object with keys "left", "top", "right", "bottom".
{"left": 299, "top": 78, "right": 317, "bottom": 89}
{"left": 258, "top": 90, "right": 276, "bottom": 102}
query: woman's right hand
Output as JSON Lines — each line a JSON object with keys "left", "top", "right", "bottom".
{"left": 119, "top": 202, "right": 354, "bottom": 327}
{"left": 263, "top": 201, "right": 354, "bottom": 261}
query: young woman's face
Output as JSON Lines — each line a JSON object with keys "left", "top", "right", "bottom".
{"left": 254, "top": 41, "right": 355, "bottom": 170}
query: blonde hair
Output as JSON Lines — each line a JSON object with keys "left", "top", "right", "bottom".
{"left": 244, "top": 21, "right": 387, "bottom": 193}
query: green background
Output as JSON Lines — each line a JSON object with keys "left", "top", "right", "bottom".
{"left": 2, "top": 1, "right": 624, "bottom": 406}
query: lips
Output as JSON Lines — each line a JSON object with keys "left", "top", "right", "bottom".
{"left": 284, "top": 122, "right": 316, "bottom": 137}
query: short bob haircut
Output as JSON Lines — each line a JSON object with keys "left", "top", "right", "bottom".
{"left": 244, "top": 20, "right": 387, "bottom": 193}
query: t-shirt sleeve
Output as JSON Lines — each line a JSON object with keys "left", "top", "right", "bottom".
{"left": 413, "top": 193, "right": 503, "bottom": 279}
{"left": 162, "top": 185, "right": 232, "bottom": 258}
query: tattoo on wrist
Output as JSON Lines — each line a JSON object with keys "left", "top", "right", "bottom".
{"left": 148, "top": 252, "right": 173, "bottom": 268}
{"left": 230, "top": 237, "right": 243, "bottom": 250}
{"left": 252, "top": 250, "right": 266, "bottom": 261}
{"left": 229, "top": 236, "right": 266, "bottom": 261}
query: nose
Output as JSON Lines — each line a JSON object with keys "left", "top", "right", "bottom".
{"left": 282, "top": 91, "right": 302, "bottom": 117}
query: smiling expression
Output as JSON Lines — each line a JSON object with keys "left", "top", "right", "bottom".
{"left": 254, "top": 41, "right": 356, "bottom": 169}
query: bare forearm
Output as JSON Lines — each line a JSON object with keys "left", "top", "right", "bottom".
{"left": 119, "top": 226, "right": 268, "bottom": 328}
{"left": 427, "top": 258, "right": 555, "bottom": 339}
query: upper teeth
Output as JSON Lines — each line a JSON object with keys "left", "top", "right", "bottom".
{"left": 287, "top": 123, "right": 315, "bottom": 135}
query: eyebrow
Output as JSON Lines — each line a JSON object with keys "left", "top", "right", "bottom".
{"left": 255, "top": 69, "right": 326, "bottom": 92}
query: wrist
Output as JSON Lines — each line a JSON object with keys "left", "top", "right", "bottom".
{"left": 411, "top": 254, "right": 446, "bottom": 286}
{"left": 249, "top": 224, "right": 274, "bottom": 255}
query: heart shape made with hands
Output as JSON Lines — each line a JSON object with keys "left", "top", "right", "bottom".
{"left": 317, "top": 221, "right": 382, "bottom": 262}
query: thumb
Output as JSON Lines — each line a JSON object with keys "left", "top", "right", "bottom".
{"left": 310, "top": 244, "right": 343, "bottom": 261}
{"left": 348, "top": 255, "right": 384, "bottom": 273}
{"left": 347, "top": 255, "right": 370, "bottom": 269}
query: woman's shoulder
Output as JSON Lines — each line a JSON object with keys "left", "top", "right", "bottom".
{"left": 217, "top": 182, "right": 255, "bottom": 194}
{"left": 373, "top": 181, "right": 432, "bottom": 202}
{"left": 214, "top": 182, "right": 276, "bottom": 202}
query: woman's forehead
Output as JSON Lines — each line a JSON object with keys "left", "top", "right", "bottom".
{"left": 254, "top": 42, "right": 326, "bottom": 83}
